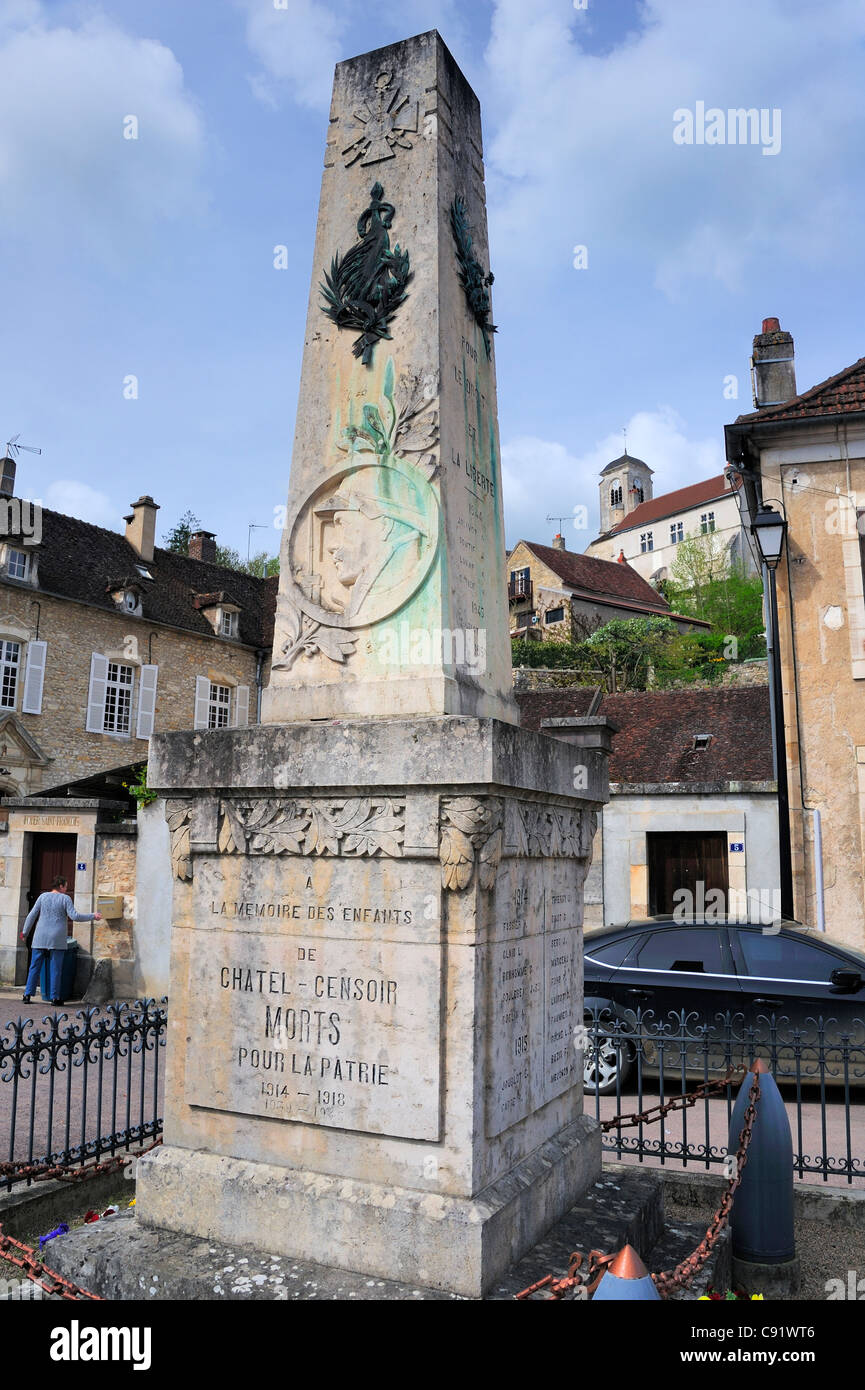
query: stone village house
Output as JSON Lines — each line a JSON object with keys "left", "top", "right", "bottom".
{"left": 727, "top": 319, "right": 865, "bottom": 952}
{"left": 517, "top": 685, "right": 779, "bottom": 927}
{"left": 583, "top": 451, "right": 757, "bottom": 587}
{"left": 506, "top": 535, "right": 709, "bottom": 643}
{"left": 0, "top": 463, "right": 275, "bottom": 994}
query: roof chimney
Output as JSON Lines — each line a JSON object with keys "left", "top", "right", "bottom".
{"left": 616, "top": 549, "right": 626, "bottom": 564}
{"left": 552, "top": 533, "right": 566, "bottom": 551}
{"left": 124, "top": 495, "right": 159, "bottom": 563}
{"left": 189, "top": 529, "right": 217, "bottom": 563}
{"left": 0, "top": 456, "right": 15, "bottom": 499}
{"left": 751, "top": 317, "right": 797, "bottom": 408}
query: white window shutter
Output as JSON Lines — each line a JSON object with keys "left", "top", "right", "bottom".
{"left": 85, "top": 653, "right": 109, "bottom": 733}
{"left": 194, "top": 675, "right": 210, "bottom": 730}
{"left": 21, "top": 640, "right": 47, "bottom": 715}
{"left": 234, "top": 685, "right": 249, "bottom": 728}
{"left": 136, "top": 664, "right": 158, "bottom": 740}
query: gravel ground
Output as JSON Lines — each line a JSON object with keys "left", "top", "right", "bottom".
{"left": 665, "top": 1194, "right": 865, "bottom": 1300}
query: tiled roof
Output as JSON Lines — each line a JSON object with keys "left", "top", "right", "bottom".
{"left": 514, "top": 542, "right": 673, "bottom": 611}
{"left": 517, "top": 686, "right": 773, "bottom": 784}
{"left": 733, "top": 356, "right": 865, "bottom": 424}
{"left": 515, "top": 687, "right": 601, "bottom": 731}
{"left": 602, "top": 688, "right": 772, "bottom": 783}
{"left": 5, "top": 505, "right": 277, "bottom": 647}
{"left": 600, "top": 452, "right": 653, "bottom": 476}
{"left": 607, "top": 474, "right": 736, "bottom": 535}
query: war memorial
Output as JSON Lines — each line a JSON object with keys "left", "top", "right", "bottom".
{"left": 49, "top": 30, "right": 612, "bottom": 1300}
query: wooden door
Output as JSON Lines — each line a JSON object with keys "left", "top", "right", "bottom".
{"left": 27, "top": 833, "right": 77, "bottom": 908}
{"left": 647, "top": 831, "right": 729, "bottom": 917}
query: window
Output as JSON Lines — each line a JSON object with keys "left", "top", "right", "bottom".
{"left": 632, "top": 483, "right": 643, "bottom": 504}
{"left": 585, "top": 936, "right": 634, "bottom": 968}
{"left": 640, "top": 531, "right": 654, "bottom": 553}
{"left": 509, "top": 567, "right": 531, "bottom": 597}
{"left": 634, "top": 928, "right": 725, "bottom": 975}
{"left": 194, "top": 676, "right": 249, "bottom": 731}
{"left": 610, "top": 484, "right": 623, "bottom": 508}
{"left": 670, "top": 521, "right": 684, "bottom": 544}
{"left": 544, "top": 606, "right": 565, "bottom": 625}
{"left": 123, "top": 591, "right": 138, "bottom": 613}
{"left": 737, "top": 931, "right": 847, "bottom": 983}
{"left": 207, "top": 682, "right": 231, "bottom": 729}
{"left": 7, "top": 549, "right": 30, "bottom": 581}
{"left": 103, "top": 662, "right": 133, "bottom": 734}
{"left": 0, "top": 641, "right": 20, "bottom": 708}
{"left": 700, "top": 511, "right": 716, "bottom": 535}
{"left": 220, "top": 610, "right": 239, "bottom": 639}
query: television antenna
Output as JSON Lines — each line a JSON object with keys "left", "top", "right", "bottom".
{"left": 247, "top": 522, "right": 270, "bottom": 563}
{"left": 6, "top": 434, "right": 41, "bottom": 458}
{"left": 546, "top": 514, "right": 570, "bottom": 533}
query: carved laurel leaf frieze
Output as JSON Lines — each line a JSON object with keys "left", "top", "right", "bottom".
{"left": 218, "top": 798, "right": 405, "bottom": 859}
{"left": 439, "top": 797, "right": 593, "bottom": 892}
{"left": 439, "top": 796, "right": 503, "bottom": 892}
{"left": 166, "top": 800, "right": 192, "bottom": 881}
{"left": 513, "top": 802, "right": 590, "bottom": 860}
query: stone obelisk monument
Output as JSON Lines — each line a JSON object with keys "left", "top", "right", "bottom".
{"left": 138, "top": 30, "right": 605, "bottom": 1297}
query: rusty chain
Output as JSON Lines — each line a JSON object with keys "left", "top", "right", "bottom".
{"left": 0, "top": 1137, "right": 163, "bottom": 1303}
{"left": 600, "top": 1062, "right": 748, "bottom": 1132}
{"left": 517, "top": 1067, "right": 761, "bottom": 1300}
{"left": 0, "top": 1136, "right": 162, "bottom": 1188}
{"left": 0, "top": 1224, "right": 103, "bottom": 1301}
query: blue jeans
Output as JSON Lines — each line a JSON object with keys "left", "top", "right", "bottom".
{"left": 25, "top": 948, "right": 64, "bottom": 1000}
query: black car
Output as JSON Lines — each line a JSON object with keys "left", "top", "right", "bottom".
{"left": 582, "top": 918, "right": 865, "bottom": 1094}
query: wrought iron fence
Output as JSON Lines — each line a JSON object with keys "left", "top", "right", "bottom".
{"left": 584, "top": 1005, "right": 865, "bottom": 1184}
{"left": 0, "top": 999, "right": 166, "bottom": 1189}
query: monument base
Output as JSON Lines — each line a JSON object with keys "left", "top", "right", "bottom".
{"left": 144, "top": 714, "right": 610, "bottom": 1300}
{"left": 138, "top": 1117, "right": 600, "bottom": 1297}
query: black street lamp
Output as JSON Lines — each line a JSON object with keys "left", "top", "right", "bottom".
{"left": 751, "top": 504, "right": 795, "bottom": 920}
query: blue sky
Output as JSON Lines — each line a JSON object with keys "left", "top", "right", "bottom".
{"left": 2, "top": 0, "right": 864, "bottom": 557}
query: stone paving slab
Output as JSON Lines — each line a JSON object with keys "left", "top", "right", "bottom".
{"left": 48, "top": 1211, "right": 463, "bottom": 1300}
{"left": 47, "top": 1168, "right": 681, "bottom": 1302}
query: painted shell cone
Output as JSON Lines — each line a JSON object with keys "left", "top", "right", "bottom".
{"left": 592, "top": 1244, "right": 661, "bottom": 1300}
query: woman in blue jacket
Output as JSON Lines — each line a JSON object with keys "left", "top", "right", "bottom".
{"left": 21, "top": 875, "right": 102, "bottom": 1006}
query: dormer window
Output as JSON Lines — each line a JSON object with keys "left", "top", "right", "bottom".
{"left": 220, "top": 609, "right": 239, "bottom": 639}
{"left": 7, "top": 549, "right": 29, "bottom": 581}
{"left": 107, "top": 584, "right": 143, "bottom": 617}
{"left": 692, "top": 733, "right": 712, "bottom": 751}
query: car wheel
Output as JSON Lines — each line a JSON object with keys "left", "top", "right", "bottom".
{"left": 583, "top": 1025, "right": 633, "bottom": 1096}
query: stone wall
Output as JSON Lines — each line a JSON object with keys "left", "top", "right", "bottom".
{"left": 513, "top": 667, "right": 600, "bottom": 692}
{"left": 0, "top": 587, "right": 265, "bottom": 792}
{"left": 94, "top": 824, "right": 137, "bottom": 994}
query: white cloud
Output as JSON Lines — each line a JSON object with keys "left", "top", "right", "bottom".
{"left": 502, "top": 407, "right": 724, "bottom": 548}
{"left": 0, "top": 6, "right": 207, "bottom": 252}
{"left": 44, "top": 480, "right": 120, "bottom": 528}
{"left": 236, "top": 0, "right": 345, "bottom": 110}
{"left": 484, "top": 0, "right": 865, "bottom": 295}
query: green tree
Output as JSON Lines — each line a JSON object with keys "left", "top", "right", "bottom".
{"left": 163, "top": 509, "right": 200, "bottom": 555}
{"left": 213, "top": 545, "right": 280, "bottom": 577}
{"left": 161, "top": 515, "right": 279, "bottom": 575}
{"left": 579, "top": 616, "right": 703, "bottom": 692}
{"left": 666, "top": 530, "right": 766, "bottom": 662}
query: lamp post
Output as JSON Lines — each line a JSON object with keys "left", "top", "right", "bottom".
{"left": 751, "top": 504, "right": 795, "bottom": 920}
